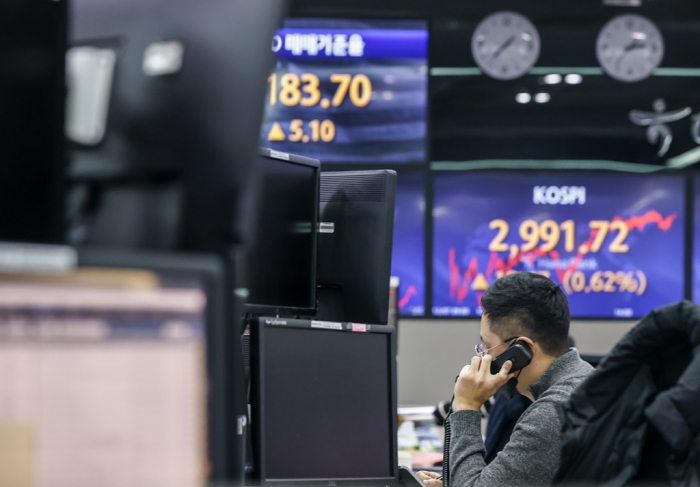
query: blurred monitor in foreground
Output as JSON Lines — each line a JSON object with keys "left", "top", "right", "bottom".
{"left": 67, "top": 0, "right": 285, "bottom": 252}
{"left": 0, "top": 247, "right": 227, "bottom": 487}
{"left": 0, "top": 0, "right": 66, "bottom": 243}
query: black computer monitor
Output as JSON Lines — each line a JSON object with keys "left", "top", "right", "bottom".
{"left": 250, "top": 319, "right": 398, "bottom": 486}
{"left": 316, "top": 170, "right": 397, "bottom": 324}
{"left": 243, "top": 149, "right": 320, "bottom": 316}
{"left": 68, "top": 0, "right": 285, "bottom": 251}
{"left": 0, "top": 245, "right": 237, "bottom": 485}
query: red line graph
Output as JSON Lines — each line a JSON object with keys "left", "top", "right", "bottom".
{"left": 448, "top": 210, "right": 677, "bottom": 304}
{"left": 398, "top": 285, "right": 418, "bottom": 309}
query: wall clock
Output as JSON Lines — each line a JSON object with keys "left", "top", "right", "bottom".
{"left": 472, "top": 11, "right": 541, "bottom": 80}
{"left": 597, "top": 14, "right": 664, "bottom": 82}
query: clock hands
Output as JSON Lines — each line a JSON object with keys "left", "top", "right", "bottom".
{"left": 493, "top": 35, "right": 516, "bottom": 59}
{"left": 596, "top": 15, "right": 662, "bottom": 81}
{"left": 473, "top": 12, "right": 540, "bottom": 80}
{"left": 614, "top": 38, "right": 646, "bottom": 70}
{"left": 624, "top": 38, "right": 646, "bottom": 53}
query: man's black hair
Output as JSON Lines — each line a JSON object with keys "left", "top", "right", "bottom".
{"left": 481, "top": 272, "right": 570, "bottom": 356}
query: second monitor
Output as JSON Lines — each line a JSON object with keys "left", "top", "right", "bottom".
{"left": 316, "top": 170, "right": 397, "bottom": 325}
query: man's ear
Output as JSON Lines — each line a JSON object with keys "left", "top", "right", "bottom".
{"left": 516, "top": 336, "right": 536, "bottom": 354}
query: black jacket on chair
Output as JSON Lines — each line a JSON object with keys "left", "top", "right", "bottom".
{"left": 554, "top": 301, "right": 700, "bottom": 486}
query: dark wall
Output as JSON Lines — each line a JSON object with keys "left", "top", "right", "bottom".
{"left": 292, "top": 0, "right": 700, "bottom": 165}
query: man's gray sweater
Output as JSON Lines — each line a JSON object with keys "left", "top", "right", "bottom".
{"left": 448, "top": 349, "right": 593, "bottom": 487}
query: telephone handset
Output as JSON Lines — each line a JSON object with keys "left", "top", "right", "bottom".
{"left": 440, "top": 340, "right": 533, "bottom": 487}
{"left": 490, "top": 340, "right": 533, "bottom": 375}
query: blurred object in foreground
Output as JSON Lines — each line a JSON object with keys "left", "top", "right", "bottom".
{"left": 0, "top": 247, "right": 229, "bottom": 487}
{"left": 68, "top": 0, "right": 286, "bottom": 253}
{"left": 0, "top": 0, "right": 67, "bottom": 244}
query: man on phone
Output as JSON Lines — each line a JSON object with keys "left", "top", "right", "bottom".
{"left": 418, "top": 272, "right": 593, "bottom": 487}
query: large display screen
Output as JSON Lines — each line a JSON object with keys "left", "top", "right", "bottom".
{"left": 433, "top": 173, "right": 685, "bottom": 319}
{"left": 260, "top": 18, "right": 428, "bottom": 164}
{"left": 391, "top": 173, "right": 425, "bottom": 316}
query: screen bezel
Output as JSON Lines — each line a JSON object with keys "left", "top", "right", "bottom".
{"left": 250, "top": 318, "right": 398, "bottom": 487}
{"left": 243, "top": 148, "right": 320, "bottom": 317}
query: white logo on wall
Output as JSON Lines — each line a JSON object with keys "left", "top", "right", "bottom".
{"left": 629, "top": 98, "right": 697, "bottom": 158}
{"left": 533, "top": 186, "right": 586, "bottom": 205}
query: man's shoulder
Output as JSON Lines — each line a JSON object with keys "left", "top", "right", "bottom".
{"left": 519, "top": 393, "right": 561, "bottom": 425}
{"left": 516, "top": 372, "right": 590, "bottom": 434}
{"left": 537, "top": 359, "right": 594, "bottom": 404}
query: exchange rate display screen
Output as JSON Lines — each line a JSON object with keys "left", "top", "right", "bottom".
{"left": 433, "top": 173, "right": 685, "bottom": 319}
{"left": 260, "top": 18, "right": 428, "bottom": 164}
{"left": 391, "top": 173, "right": 425, "bottom": 316}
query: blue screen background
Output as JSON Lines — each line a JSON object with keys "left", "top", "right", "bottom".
{"left": 391, "top": 173, "right": 425, "bottom": 316}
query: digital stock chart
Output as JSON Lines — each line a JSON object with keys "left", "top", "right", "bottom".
{"left": 433, "top": 173, "right": 685, "bottom": 319}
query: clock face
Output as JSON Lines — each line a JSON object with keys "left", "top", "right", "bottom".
{"left": 596, "top": 14, "right": 664, "bottom": 82}
{"left": 471, "top": 11, "right": 541, "bottom": 80}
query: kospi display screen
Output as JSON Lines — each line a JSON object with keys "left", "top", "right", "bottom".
{"left": 260, "top": 18, "right": 428, "bottom": 164}
{"left": 392, "top": 173, "right": 425, "bottom": 316}
{"left": 433, "top": 173, "right": 685, "bottom": 319}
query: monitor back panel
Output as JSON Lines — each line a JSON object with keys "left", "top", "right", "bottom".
{"left": 316, "top": 170, "right": 397, "bottom": 324}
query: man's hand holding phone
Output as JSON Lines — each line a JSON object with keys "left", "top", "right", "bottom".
{"left": 452, "top": 355, "right": 514, "bottom": 412}
{"left": 416, "top": 470, "right": 443, "bottom": 486}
